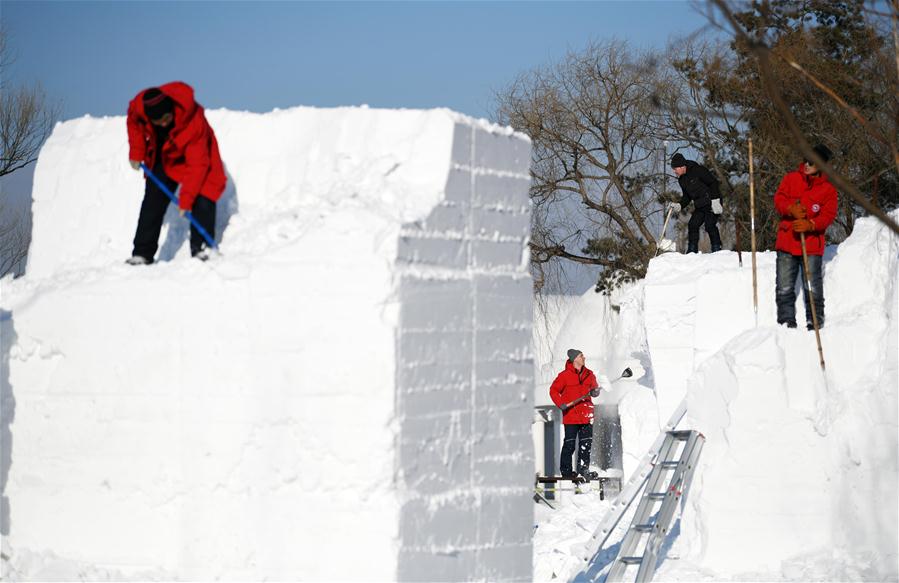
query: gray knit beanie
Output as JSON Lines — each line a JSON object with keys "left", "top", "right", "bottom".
{"left": 567, "top": 349, "right": 583, "bottom": 362}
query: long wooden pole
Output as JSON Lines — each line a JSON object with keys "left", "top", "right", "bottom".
{"left": 749, "top": 139, "right": 758, "bottom": 325}
{"left": 800, "top": 233, "right": 826, "bottom": 371}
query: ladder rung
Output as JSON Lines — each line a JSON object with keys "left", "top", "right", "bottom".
{"left": 668, "top": 430, "right": 693, "bottom": 440}
{"left": 620, "top": 556, "right": 643, "bottom": 565}
{"left": 647, "top": 492, "right": 667, "bottom": 500}
{"left": 633, "top": 524, "right": 654, "bottom": 533}
{"left": 659, "top": 461, "right": 680, "bottom": 468}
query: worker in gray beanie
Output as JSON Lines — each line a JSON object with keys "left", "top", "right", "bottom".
{"left": 549, "top": 349, "right": 600, "bottom": 480}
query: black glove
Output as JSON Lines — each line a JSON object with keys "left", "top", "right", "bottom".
{"left": 590, "top": 388, "right": 600, "bottom": 397}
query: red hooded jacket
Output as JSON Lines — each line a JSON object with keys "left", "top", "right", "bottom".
{"left": 773, "top": 164, "right": 838, "bottom": 256}
{"left": 127, "top": 81, "right": 226, "bottom": 211}
{"left": 549, "top": 360, "right": 599, "bottom": 425}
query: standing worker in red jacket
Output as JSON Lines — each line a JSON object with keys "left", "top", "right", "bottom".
{"left": 125, "top": 82, "right": 226, "bottom": 264}
{"left": 773, "top": 144, "right": 838, "bottom": 329}
{"left": 549, "top": 349, "right": 601, "bottom": 481}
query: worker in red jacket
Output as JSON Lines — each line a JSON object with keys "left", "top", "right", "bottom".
{"left": 125, "top": 82, "right": 226, "bottom": 263}
{"left": 773, "top": 144, "right": 838, "bottom": 329}
{"left": 549, "top": 349, "right": 601, "bottom": 480}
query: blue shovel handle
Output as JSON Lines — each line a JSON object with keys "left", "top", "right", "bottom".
{"left": 139, "top": 163, "right": 217, "bottom": 250}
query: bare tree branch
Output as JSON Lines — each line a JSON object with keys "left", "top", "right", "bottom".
{"left": 0, "top": 28, "right": 55, "bottom": 277}
{"left": 709, "top": 0, "right": 899, "bottom": 236}
{"left": 0, "top": 84, "right": 58, "bottom": 178}
{"left": 782, "top": 55, "right": 899, "bottom": 172}
{"left": 0, "top": 203, "right": 29, "bottom": 277}
{"left": 496, "top": 41, "right": 678, "bottom": 293}
{"left": 0, "top": 28, "right": 60, "bottom": 178}
{"left": 893, "top": 0, "right": 899, "bottom": 81}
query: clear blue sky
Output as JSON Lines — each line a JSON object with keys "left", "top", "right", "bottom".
{"left": 1, "top": 0, "right": 713, "bottom": 213}
{"left": 1, "top": 0, "right": 715, "bottom": 285}
{"left": 3, "top": 1, "right": 712, "bottom": 121}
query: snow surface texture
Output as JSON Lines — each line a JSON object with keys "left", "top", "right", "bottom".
{"left": 680, "top": 213, "right": 899, "bottom": 580}
{"left": 1, "top": 106, "right": 534, "bottom": 580}
{"left": 533, "top": 213, "right": 898, "bottom": 581}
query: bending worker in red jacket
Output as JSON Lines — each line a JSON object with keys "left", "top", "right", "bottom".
{"left": 549, "top": 349, "right": 601, "bottom": 481}
{"left": 126, "top": 82, "right": 226, "bottom": 264}
{"left": 773, "top": 144, "right": 838, "bottom": 329}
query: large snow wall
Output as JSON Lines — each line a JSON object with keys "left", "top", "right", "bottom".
{"left": 1, "top": 106, "right": 534, "bottom": 580}
{"left": 674, "top": 215, "right": 899, "bottom": 578}
{"left": 637, "top": 217, "right": 898, "bottom": 578}
{"left": 533, "top": 213, "right": 897, "bottom": 580}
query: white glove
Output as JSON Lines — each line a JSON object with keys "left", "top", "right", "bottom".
{"left": 711, "top": 199, "right": 723, "bottom": 215}
{"left": 669, "top": 202, "right": 681, "bottom": 214}
{"left": 129, "top": 159, "right": 141, "bottom": 171}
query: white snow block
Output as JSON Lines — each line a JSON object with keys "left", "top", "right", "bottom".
{"left": 396, "top": 121, "right": 534, "bottom": 583}
{"left": 1, "top": 107, "right": 533, "bottom": 581}
{"left": 679, "top": 214, "right": 899, "bottom": 578}
{"left": 643, "top": 251, "right": 779, "bottom": 420}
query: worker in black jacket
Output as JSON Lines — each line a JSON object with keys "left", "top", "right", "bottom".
{"left": 669, "top": 153, "right": 723, "bottom": 253}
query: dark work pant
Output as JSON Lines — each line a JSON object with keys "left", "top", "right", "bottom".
{"left": 188, "top": 196, "right": 216, "bottom": 255}
{"left": 776, "top": 251, "right": 824, "bottom": 327}
{"left": 132, "top": 169, "right": 216, "bottom": 260}
{"left": 560, "top": 423, "right": 593, "bottom": 475}
{"left": 687, "top": 207, "right": 722, "bottom": 252}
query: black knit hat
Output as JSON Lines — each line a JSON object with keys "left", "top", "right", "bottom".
{"left": 810, "top": 144, "right": 833, "bottom": 163}
{"left": 143, "top": 88, "right": 174, "bottom": 121}
{"left": 567, "top": 349, "right": 583, "bottom": 362}
{"left": 670, "top": 153, "right": 687, "bottom": 168}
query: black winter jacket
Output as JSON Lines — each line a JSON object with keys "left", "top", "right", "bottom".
{"left": 677, "top": 160, "right": 721, "bottom": 210}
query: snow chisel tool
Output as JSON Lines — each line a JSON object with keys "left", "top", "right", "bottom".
{"left": 560, "top": 367, "right": 633, "bottom": 413}
{"left": 140, "top": 163, "right": 218, "bottom": 250}
{"left": 749, "top": 138, "right": 759, "bottom": 326}
{"left": 800, "top": 233, "right": 826, "bottom": 370}
{"left": 655, "top": 206, "right": 674, "bottom": 257}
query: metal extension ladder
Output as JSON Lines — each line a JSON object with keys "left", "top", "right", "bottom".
{"left": 604, "top": 429, "right": 705, "bottom": 582}
{"left": 576, "top": 399, "right": 688, "bottom": 574}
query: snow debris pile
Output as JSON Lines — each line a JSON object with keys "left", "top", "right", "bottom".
{"left": 533, "top": 212, "right": 897, "bottom": 581}
{"left": 678, "top": 213, "right": 898, "bottom": 580}
{"left": 1, "top": 106, "right": 534, "bottom": 580}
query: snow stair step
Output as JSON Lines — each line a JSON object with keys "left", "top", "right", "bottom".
{"left": 605, "top": 429, "right": 705, "bottom": 582}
